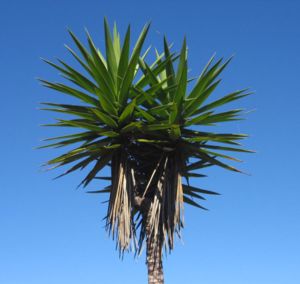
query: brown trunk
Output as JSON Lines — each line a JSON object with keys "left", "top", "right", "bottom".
{"left": 137, "top": 197, "right": 164, "bottom": 283}
{"left": 146, "top": 222, "right": 164, "bottom": 284}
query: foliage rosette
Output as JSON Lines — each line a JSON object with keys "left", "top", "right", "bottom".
{"left": 39, "top": 19, "right": 252, "bottom": 262}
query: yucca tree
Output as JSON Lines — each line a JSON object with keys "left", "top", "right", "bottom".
{"left": 39, "top": 19, "right": 252, "bottom": 284}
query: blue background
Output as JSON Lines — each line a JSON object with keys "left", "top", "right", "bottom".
{"left": 1, "top": 0, "right": 299, "bottom": 283}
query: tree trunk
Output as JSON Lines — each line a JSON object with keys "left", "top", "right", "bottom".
{"left": 135, "top": 196, "right": 164, "bottom": 283}
{"left": 146, "top": 223, "right": 164, "bottom": 284}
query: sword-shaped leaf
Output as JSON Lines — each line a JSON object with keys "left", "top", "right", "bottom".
{"left": 119, "top": 23, "right": 150, "bottom": 105}
{"left": 85, "top": 30, "right": 116, "bottom": 98}
{"left": 87, "top": 185, "right": 112, "bottom": 194}
{"left": 81, "top": 153, "right": 113, "bottom": 187}
{"left": 104, "top": 18, "right": 118, "bottom": 84}
{"left": 163, "top": 37, "right": 176, "bottom": 98}
{"left": 193, "top": 89, "right": 251, "bottom": 115}
{"left": 183, "top": 185, "right": 220, "bottom": 195}
{"left": 118, "top": 25, "right": 130, "bottom": 89}
{"left": 118, "top": 99, "right": 136, "bottom": 125}
{"left": 183, "top": 195, "right": 208, "bottom": 210}
{"left": 39, "top": 79, "right": 99, "bottom": 106}
{"left": 176, "top": 37, "right": 187, "bottom": 83}
{"left": 184, "top": 79, "right": 221, "bottom": 118}
{"left": 113, "top": 22, "right": 121, "bottom": 64}
{"left": 91, "top": 109, "right": 118, "bottom": 128}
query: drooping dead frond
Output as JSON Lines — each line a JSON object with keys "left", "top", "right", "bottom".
{"left": 106, "top": 151, "right": 134, "bottom": 253}
{"left": 136, "top": 150, "right": 185, "bottom": 256}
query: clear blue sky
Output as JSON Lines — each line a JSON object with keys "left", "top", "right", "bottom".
{"left": 1, "top": 0, "right": 299, "bottom": 283}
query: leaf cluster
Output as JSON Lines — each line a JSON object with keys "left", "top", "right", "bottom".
{"left": 39, "top": 19, "right": 252, "bottom": 255}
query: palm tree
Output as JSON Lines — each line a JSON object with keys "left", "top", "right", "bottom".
{"left": 39, "top": 19, "right": 252, "bottom": 284}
